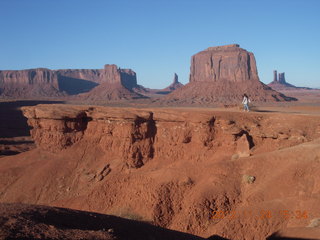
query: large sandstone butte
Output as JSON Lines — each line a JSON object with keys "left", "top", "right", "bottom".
{"left": 1, "top": 104, "right": 320, "bottom": 240}
{"left": 190, "top": 44, "right": 258, "bottom": 83}
{"left": 163, "top": 44, "right": 296, "bottom": 105}
{"left": 0, "top": 64, "right": 142, "bottom": 100}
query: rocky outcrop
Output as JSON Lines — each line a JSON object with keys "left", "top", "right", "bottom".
{"left": 2, "top": 104, "right": 320, "bottom": 240}
{"left": 163, "top": 73, "right": 184, "bottom": 91}
{"left": 0, "top": 65, "right": 140, "bottom": 99}
{"left": 268, "top": 70, "right": 314, "bottom": 92}
{"left": 66, "top": 64, "right": 144, "bottom": 101}
{"left": 190, "top": 44, "right": 258, "bottom": 83}
{"left": 21, "top": 104, "right": 320, "bottom": 167}
{"left": 163, "top": 44, "right": 296, "bottom": 105}
{"left": 0, "top": 68, "right": 63, "bottom": 98}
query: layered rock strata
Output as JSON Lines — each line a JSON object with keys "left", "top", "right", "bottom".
{"left": 0, "top": 68, "right": 62, "bottom": 97}
{"left": 1, "top": 104, "right": 320, "bottom": 240}
{"left": 0, "top": 65, "right": 139, "bottom": 99}
{"left": 190, "top": 44, "right": 258, "bottom": 83}
{"left": 164, "top": 44, "right": 296, "bottom": 105}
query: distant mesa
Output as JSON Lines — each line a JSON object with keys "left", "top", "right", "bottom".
{"left": 0, "top": 68, "right": 63, "bottom": 98}
{"left": 0, "top": 64, "right": 144, "bottom": 100}
{"left": 74, "top": 64, "right": 146, "bottom": 101}
{"left": 268, "top": 70, "right": 314, "bottom": 91}
{"left": 163, "top": 44, "right": 296, "bottom": 105}
{"left": 0, "top": 45, "right": 300, "bottom": 104}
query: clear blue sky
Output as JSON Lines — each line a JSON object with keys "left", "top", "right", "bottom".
{"left": 1, "top": 0, "right": 320, "bottom": 88}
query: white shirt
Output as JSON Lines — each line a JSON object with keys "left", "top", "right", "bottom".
{"left": 242, "top": 96, "right": 250, "bottom": 104}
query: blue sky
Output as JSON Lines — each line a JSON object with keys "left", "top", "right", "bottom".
{"left": 1, "top": 0, "right": 319, "bottom": 88}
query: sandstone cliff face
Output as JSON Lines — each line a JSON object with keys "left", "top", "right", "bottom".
{"left": 190, "top": 44, "right": 258, "bottom": 83}
{"left": 56, "top": 64, "right": 138, "bottom": 89}
{"left": 2, "top": 104, "right": 320, "bottom": 240}
{"left": 0, "top": 65, "right": 139, "bottom": 98}
{"left": 22, "top": 105, "right": 319, "bottom": 161}
{"left": 0, "top": 68, "right": 58, "bottom": 86}
{"left": 57, "top": 65, "right": 139, "bottom": 98}
{"left": 0, "top": 69, "right": 63, "bottom": 97}
{"left": 163, "top": 44, "right": 296, "bottom": 105}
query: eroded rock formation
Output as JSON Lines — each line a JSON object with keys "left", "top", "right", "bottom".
{"left": 163, "top": 73, "right": 184, "bottom": 91}
{"left": 190, "top": 44, "right": 258, "bottom": 83}
{"left": 1, "top": 104, "right": 320, "bottom": 239}
{"left": 268, "top": 70, "right": 314, "bottom": 92}
{"left": 0, "top": 65, "right": 139, "bottom": 99}
{"left": 0, "top": 68, "right": 63, "bottom": 98}
{"left": 163, "top": 44, "right": 296, "bottom": 105}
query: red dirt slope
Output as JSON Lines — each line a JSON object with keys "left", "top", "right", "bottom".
{"left": 0, "top": 203, "right": 205, "bottom": 240}
{"left": 1, "top": 104, "right": 320, "bottom": 240}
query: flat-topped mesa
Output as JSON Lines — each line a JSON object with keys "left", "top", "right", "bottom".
{"left": 0, "top": 68, "right": 62, "bottom": 98}
{"left": 0, "top": 68, "right": 59, "bottom": 87}
{"left": 205, "top": 44, "right": 240, "bottom": 51}
{"left": 0, "top": 64, "right": 138, "bottom": 98}
{"left": 190, "top": 44, "right": 259, "bottom": 83}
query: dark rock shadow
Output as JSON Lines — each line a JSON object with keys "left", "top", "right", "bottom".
{"left": 58, "top": 76, "right": 99, "bottom": 95}
{"left": 267, "top": 233, "right": 318, "bottom": 240}
{"left": 0, "top": 203, "right": 207, "bottom": 240}
{"left": 207, "top": 235, "right": 230, "bottom": 240}
{"left": 0, "top": 100, "right": 64, "bottom": 138}
{"left": 0, "top": 150, "right": 21, "bottom": 156}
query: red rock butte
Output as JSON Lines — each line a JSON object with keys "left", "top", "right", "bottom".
{"left": 162, "top": 44, "right": 296, "bottom": 106}
{"left": 190, "top": 44, "right": 258, "bottom": 83}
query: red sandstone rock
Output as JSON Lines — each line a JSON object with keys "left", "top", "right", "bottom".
{"left": 0, "top": 68, "right": 63, "bottom": 98}
{"left": 2, "top": 104, "right": 320, "bottom": 240}
{"left": 236, "top": 134, "right": 251, "bottom": 157}
{"left": 190, "top": 44, "right": 258, "bottom": 83}
{"left": 163, "top": 73, "right": 184, "bottom": 91}
{"left": 163, "top": 44, "right": 296, "bottom": 105}
{"left": 0, "top": 65, "right": 140, "bottom": 99}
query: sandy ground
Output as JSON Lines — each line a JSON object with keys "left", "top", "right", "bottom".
{"left": 1, "top": 90, "right": 320, "bottom": 240}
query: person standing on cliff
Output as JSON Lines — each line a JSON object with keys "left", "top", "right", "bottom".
{"left": 242, "top": 94, "right": 251, "bottom": 112}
